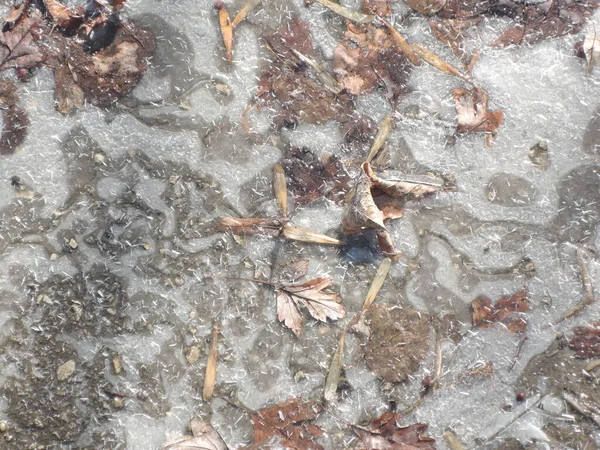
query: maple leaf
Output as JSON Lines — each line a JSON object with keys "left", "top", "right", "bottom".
{"left": 245, "top": 397, "right": 324, "bottom": 450}
{"left": 277, "top": 277, "right": 345, "bottom": 337}
{"left": 333, "top": 22, "right": 412, "bottom": 101}
{"left": 568, "top": 321, "right": 600, "bottom": 359}
{"left": 472, "top": 290, "right": 529, "bottom": 333}
{"left": 453, "top": 87, "right": 503, "bottom": 134}
{"left": 353, "top": 411, "right": 436, "bottom": 450}
{"left": 360, "top": 304, "right": 431, "bottom": 383}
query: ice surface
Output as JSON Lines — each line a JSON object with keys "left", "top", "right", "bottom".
{"left": 1, "top": 0, "right": 600, "bottom": 448}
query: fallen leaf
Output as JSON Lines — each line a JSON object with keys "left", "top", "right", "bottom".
{"left": 54, "top": 63, "right": 84, "bottom": 114}
{"left": 203, "top": 323, "right": 219, "bottom": 402}
{"left": 353, "top": 411, "right": 436, "bottom": 449}
{"left": 342, "top": 165, "right": 386, "bottom": 234}
{"left": 493, "top": 0, "right": 599, "bottom": 47}
{"left": 323, "top": 330, "right": 346, "bottom": 402}
{"left": 216, "top": 2, "right": 233, "bottom": 65}
{"left": 366, "top": 114, "right": 393, "bottom": 164}
{"left": 472, "top": 290, "right": 529, "bottom": 333}
{"left": 44, "top": 0, "right": 83, "bottom": 31}
{"left": 291, "top": 48, "right": 343, "bottom": 94}
{"left": 282, "top": 225, "right": 344, "bottom": 245}
{"left": 264, "top": 15, "right": 314, "bottom": 65}
{"left": 0, "top": 81, "right": 29, "bottom": 155}
{"left": 334, "top": 22, "right": 412, "bottom": 100}
{"left": 453, "top": 87, "right": 503, "bottom": 134}
{"left": 245, "top": 397, "right": 324, "bottom": 450}
{"left": 278, "top": 259, "right": 310, "bottom": 284}
{"left": 0, "top": 8, "right": 46, "bottom": 72}
{"left": 410, "top": 42, "right": 467, "bottom": 79}
{"left": 281, "top": 146, "right": 352, "bottom": 205}
{"left": 232, "top": 0, "right": 262, "bottom": 27}
{"left": 429, "top": 19, "right": 480, "bottom": 63}
{"left": 164, "top": 418, "right": 229, "bottom": 450}
{"left": 277, "top": 277, "right": 345, "bottom": 336}
{"left": 342, "top": 114, "right": 377, "bottom": 143}
{"left": 315, "top": 0, "right": 374, "bottom": 24}
{"left": 361, "top": 0, "right": 394, "bottom": 17}
{"left": 361, "top": 304, "right": 431, "bottom": 383}
{"left": 382, "top": 20, "right": 421, "bottom": 66}
{"left": 569, "top": 322, "right": 600, "bottom": 358}
{"left": 362, "top": 257, "right": 392, "bottom": 310}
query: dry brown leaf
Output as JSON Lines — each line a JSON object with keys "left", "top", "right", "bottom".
{"left": 453, "top": 87, "right": 503, "bottom": 134}
{"left": 44, "top": 0, "right": 83, "bottom": 30}
{"left": 429, "top": 19, "right": 480, "bottom": 63}
{"left": 569, "top": 322, "right": 600, "bottom": 359}
{"left": 411, "top": 43, "right": 467, "bottom": 79}
{"left": 406, "top": 0, "right": 447, "bottom": 14}
{"left": 264, "top": 15, "right": 313, "bottom": 65}
{"left": 245, "top": 397, "right": 324, "bottom": 450}
{"left": 361, "top": 304, "right": 431, "bottom": 383}
{"left": 281, "top": 147, "right": 352, "bottom": 206}
{"left": 0, "top": 8, "right": 46, "bottom": 72}
{"left": 216, "top": 2, "right": 233, "bottom": 65}
{"left": 203, "top": 323, "right": 219, "bottom": 402}
{"left": 472, "top": 290, "right": 529, "bottom": 333}
{"left": 277, "top": 277, "right": 346, "bottom": 336}
{"left": 353, "top": 411, "right": 436, "bottom": 449}
{"left": 232, "top": 0, "right": 261, "bottom": 28}
{"left": 218, "top": 217, "right": 285, "bottom": 237}
{"left": 282, "top": 225, "right": 344, "bottom": 245}
{"left": 342, "top": 165, "right": 386, "bottom": 234}
{"left": 381, "top": 20, "right": 421, "bottom": 66}
{"left": 278, "top": 259, "right": 310, "bottom": 284}
{"left": 3, "top": 2, "right": 27, "bottom": 31}
{"left": 0, "top": 81, "right": 28, "bottom": 155}
{"left": 324, "top": 330, "right": 346, "bottom": 402}
{"left": 334, "top": 22, "right": 412, "bottom": 100}
{"left": 363, "top": 257, "right": 392, "bottom": 310}
{"left": 54, "top": 63, "right": 84, "bottom": 114}
{"left": 366, "top": 114, "right": 393, "bottom": 163}
{"left": 164, "top": 419, "right": 229, "bottom": 449}
{"left": 315, "top": 0, "right": 374, "bottom": 24}
{"left": 361, "top": 0, "right": 394, "bottom": 17}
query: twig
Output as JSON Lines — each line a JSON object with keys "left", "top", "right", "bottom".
{"left": 481, "top": 395, "right": 542, "bottom": 444}
{"left": 554, "top": 249, "right": 596, "bottom": 325}
{"left": 563, "top": 392, "right": 600, "bottom": 427}
{"left": 204, "top": 274, "right": 277, "bottom": 287}
{"left": 508, "top": 334, "right": 528, "bottom": 372}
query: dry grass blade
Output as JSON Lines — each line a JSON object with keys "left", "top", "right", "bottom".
{"left": 411, "top": 43, "right": 469, "bottom": 81}
{"left": 324, "top": 330, "right": 346, "bottom": 402}
{"left": 362, "top": 258, "right": 391, "bottom": 310}
{"left": 216, "top": 3, "right": 233, "bottom": 65}
{"left": 273, "top": 163, "right": 288, "bottom": 217}
{"left": 232, "top": 0, "right": 261, "bottom": 28}
{"left": 291, "top": 49, "right": 343, "bottom": 94}
{"left": 381, "top": 20, "right": 421, "bottom": 66}
{"left": 555, "top": 249, "right": 596, "bottom": 324}
{"left": 203, "top": 323, "right": 219, "bottom": 401}
{"left": 315, "top": 0, "right": 374, "bottom": 24}
{"left": 366, "top": 114, "right": 392, "bottom": 164}
{"left": 218, "top": 217, "right": 284, "bottom": 236}
{"left": 283, "top": 225, "right": 344, "bottom": 245}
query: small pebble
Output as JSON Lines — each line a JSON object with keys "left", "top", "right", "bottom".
{"left": 57, "top": 360, "right": 75, "bottom": 381}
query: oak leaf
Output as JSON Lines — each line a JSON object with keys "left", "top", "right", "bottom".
{"left": 353, "top": 411, "right": 436, "bottom": 449}
{"left": 472, "top": 290, "right": 529, "bottom": 333}
{"left": 245, "top": 397, "right": 324, "bottom": 450}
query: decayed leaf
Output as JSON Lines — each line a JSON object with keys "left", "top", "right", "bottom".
{"left": 323, "top": 330, "right": 346, "bottom": 402}
{"left": 164, "top": 419, "right": 229, "bottom": 450}
{"left": 282, "top": 225, "right": 344, "bottom": 246}
{"left": 366, "top": 114, "right": 393, "bottom": 164}
{"left": 569, "top": 322, "right": 600, "bottom": 359}
{"left": 0, "top": 8, "right": 46, "bottom": 72}
{"left": 315, "top": 0, "right": 374, "bottom": 24}
{"left": 342, "top": 165, "right": 386, "bottom": 234}
{"left": 203, "top": 323, "right": 219, "bottom": 402}
{"left": 245, "top": 397, "right": 324, "bottom": 450}
{"left": 258, "top": 18, "right": 354, "bottom": 127}
{"left": 44, "top": 0, "right": 83, "bottom": 30}
{"left": 216, "top": 2, "right": 233, "bottom": 65}
{"left": 219, "top": 217, "right": 285, "bottom": 237}
{"left": 334, "top": 22, "right": 412, "bottom": 100}
{"left": 291, "top": 48, "right": 343, "bottom": 94}
{"left": 353, "top": 411, "right": 436, "bottom": 450}
{"left": 281, "top": 147, "right": 352, "bottom": 205}
{"left": 361, "top": 304, "right": 431, "bottom": 383}
{"left": 277, "top": 277, "right": 345, "bottom": 336}
{"left": 0, "top": 81, "right": 29, "bottom": 155}
{"left": 278, "top": 259, "right": 310, "bottom": 283}
{"left": 453, "top": 87, "right": 503, "bottom": 134}
{"left": 472, "top": 290, "right": 529, "bottom": 333}
{"left": 429, "top": 19, "right": 480, "bottom": 63}
{"left": 494, "top": 0, "right": 599, "bottom": 47}
{"left": 232, "top": 0, "right": 261, "bottom": 28}
{"left": 361, "top": 0, "right": 395, "bottom": 17}
{"left": 273, "top": 163, "right": 288, "bottom": 217}
{"left": 54, "top": 63, "right": 84, "bottom": 114}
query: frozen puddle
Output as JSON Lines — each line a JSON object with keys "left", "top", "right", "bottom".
{"left": 1, "top": 0, "right": 600, "bottom": 448}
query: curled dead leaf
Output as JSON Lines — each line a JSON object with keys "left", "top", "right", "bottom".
{"left": 361, "top": 304, "right": 431, "bottom": 383}
{"left": 282, "top": 225, "right": 344, "bottom": 246}
{"left": 406, "top": 0, "right": 447, "bottom": 15}
{"left": 342, "top": 165, "right": 386, "bottom": 234}
{"left": 453, "top": 87, "right": 503, "bottom": 134}
{"left": 218, "top": 217, "right": 285, "bottom": 237}
{"left": 472, "top": 290, "right": 529, "bottom": 333}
